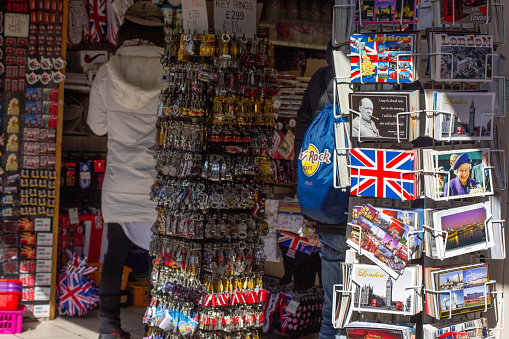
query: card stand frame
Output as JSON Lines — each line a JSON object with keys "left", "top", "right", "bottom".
{"left": 332, "top": 2, "right": 355, "bottom": 47}
{"left": 348, "top": 163, "right": 421, "bottom": 201}
{"left": 332, "top": 283, "right": 353, "bottom": 329}
{"left": 490, "top": 2, "right": 506, "bottom": 45}
{"left": 406, "top": 229, "right": 424, "bottom": 262}
{"left": 395, "top": 110, "right": 423, "bottom": 143}
{"left": 492, "top": 75, "right": 506, "bottom": 118}
{"left": 485, "top": 280, "right": 505, "bottom": 338}
{"left": 348, "top": 52, "right": 421, "bottom": 85}
{"left": 423, "top": 288, "right": 453, "bottom": 320}
{"left": 490, "top": 219, "right": 506, "bottom": 259}
{"left": 333, "top": 77, "right": 351, "bottom": 119}
{"left": 422, "top": 224, "right": 448, "bottom": 260}
{"left": 402, "top": 285, "right": 423, "bottom": 316}
{"left": 333, "top": 147, "right": 350, "bottom": 189}
{"left": 484, "top": 53, "right": 499, "bottom": 83}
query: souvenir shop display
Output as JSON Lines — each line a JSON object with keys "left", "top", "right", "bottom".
{"left": 145, "top": 33, "right": 277, "bottom": 339}
{"left": 0, "top": 0, "right": 65, "bottom": 318}
{"left": 331, "top": 0, "right": 506, "bottom": 336}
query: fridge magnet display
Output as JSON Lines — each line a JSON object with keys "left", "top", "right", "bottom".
{"left": 430, "top": 33, "right": 493, "bottom": 82}
{"left": 349, "top": 91, "right": 419, "bottom": 140}
{"left": 350, "top": 33, "right": 418, "bottom": 83}
{"left": 432, "top": 202, "right": 494, "bottom": 258}
{"left": 431, "top": 91, "right": 495, "bottom": 141}
{"left": 350, "top": 148, "right": 418, "bottom": 200}
{"left": 351, "top": 264, "right": 422, "bottom": 315}
{"left": 355, "top": 0, "right": 418, "bottom": 25}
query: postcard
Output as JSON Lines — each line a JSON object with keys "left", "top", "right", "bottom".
{"left": 434, "top": 264, "right": 491, "bottom": 318}
{"left": 432, "top": 203, "right": 494, "bottom": 259}
{"left": 431, "top": 149, "right": 494, "bottom": 200}
{"left": 349, "top": 92, "right": 411, "bottom": 140}
{"left": 352, "top": 264, "right": 419, "bottom": 315}
{"left": 435, "top": 91, "right": 495, "bottom": 141}
{"left": 433, "top": 34, "right": 493, "bottom": 82}
{"left": 355, "top": 0, "right": 418, "bottom": 25}
{"left": 350, "top": 33, "right": 417, "bottom": 83}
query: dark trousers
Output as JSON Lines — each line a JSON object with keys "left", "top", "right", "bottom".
{"left": 99, "top": 223, "right": 132, "bottom": 334}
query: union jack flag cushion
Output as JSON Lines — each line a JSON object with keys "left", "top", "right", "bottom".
{"left": 349, "top": 148, "right": 418, "bottom": 200}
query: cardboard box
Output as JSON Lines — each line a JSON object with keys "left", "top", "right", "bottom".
{"left": 80, "top": 51, "right": 109, "bottom": 73}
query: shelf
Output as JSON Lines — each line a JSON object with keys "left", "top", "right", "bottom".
{"left": 64, "top": 84, "right": 91, "bottom": 93}
{"left": 271, "top": 40, "right": 327, "bottom": 51}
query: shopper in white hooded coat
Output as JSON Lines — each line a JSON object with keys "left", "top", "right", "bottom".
{"left": 86, "top": 2, "right": 165, "bottom": 338}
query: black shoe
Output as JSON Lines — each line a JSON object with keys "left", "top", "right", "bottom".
{"left": 98, "top": 329, "right": 131, "bottom": 339}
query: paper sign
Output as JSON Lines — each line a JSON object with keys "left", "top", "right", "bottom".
{"left": 37, "top": 246, "right": 53, "bottom": 260}
{"left": 4, "top": 13, "right": 29, "bottom": 38}
{"left": 36, "top": 260, "right": 52, "bottom": 273}
{"left": 34, "top": 218, "right": 51, "bottom": 232}
{"left": 33, "top": 304, "right": 50, "bottom": 318}
{"left": 286, "top": 296, "right": 300, "bottom": 314}
{"left": 214, "top": 0, "right": 256, "bottom": 37}
{"left": 69, "top": 207, "right": 79, "bottom": 224}
{"left": 182, "top": 0, "right": 209, "bottom": 34}
{"left": 37, "top": 233, "right": 53, "bottom": 246}
{"left": 35, "top": 273, "right": 51, "bottom": 286}
{"left": 34, "top": 287, "right": 51, "bottom": 301}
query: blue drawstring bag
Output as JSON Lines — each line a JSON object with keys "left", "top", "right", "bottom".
{"left": 297, "top": 103, "right": 349, "bottom": 224}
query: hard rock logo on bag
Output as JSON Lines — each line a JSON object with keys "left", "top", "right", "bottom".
{"left": 299, "top": 144, "right": 331, "bottom": 177}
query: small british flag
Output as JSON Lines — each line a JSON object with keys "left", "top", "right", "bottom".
{"left": 350, "top": 148, "right": 417, "bottom": 200}
{"left": 277, "top": 231, "right": 314, "bottom": 258}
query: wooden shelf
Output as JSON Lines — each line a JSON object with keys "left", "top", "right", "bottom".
{"left": 271, "top": 40, "right": 327, "bottom": 51}
{"left": 65, "top": 84, "right": 91, "bottom": 93}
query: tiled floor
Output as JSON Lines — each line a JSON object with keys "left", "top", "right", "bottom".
{"left": 3, "top": 306, "right": 146, "bottom": 339}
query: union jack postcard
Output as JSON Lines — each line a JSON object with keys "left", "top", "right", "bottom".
{"left": 350, "top": 33, "right": 418, "bottom": 83}
{"left": 349, "top": 148, "right": 418, "bottom": 200}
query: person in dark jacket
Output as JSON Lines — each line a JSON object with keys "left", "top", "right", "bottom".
{"left": 295, "top": 40, "right": 349, "bottom": 339}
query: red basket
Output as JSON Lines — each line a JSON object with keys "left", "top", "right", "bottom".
{"left": 0, "top": 279, "right": 22, "bottom": 310}
{"left": 0, "top": 306, "right": 25, "bottom": 334}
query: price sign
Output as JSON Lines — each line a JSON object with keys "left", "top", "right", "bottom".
{"left": 214, "top": 0, "right": 256, "bottom": 37}
{"left": 182, "top": 0, "right": 209, "bottom": 34}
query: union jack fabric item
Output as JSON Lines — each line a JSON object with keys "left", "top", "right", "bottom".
{"left": 88, "top": 0, "right": 107, "bottom": 43}
{"left": 277, "top": 231, "right": 314, "bottom": 258}
{"left": 349, "top": 148, "right": 418, "bottom": 200}
{"left": 57, "top": 251, "right": 99, "bottom": 317}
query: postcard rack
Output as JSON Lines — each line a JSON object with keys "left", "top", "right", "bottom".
{"left": 329, "top": 0, "right": 508, "bottom": 337}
